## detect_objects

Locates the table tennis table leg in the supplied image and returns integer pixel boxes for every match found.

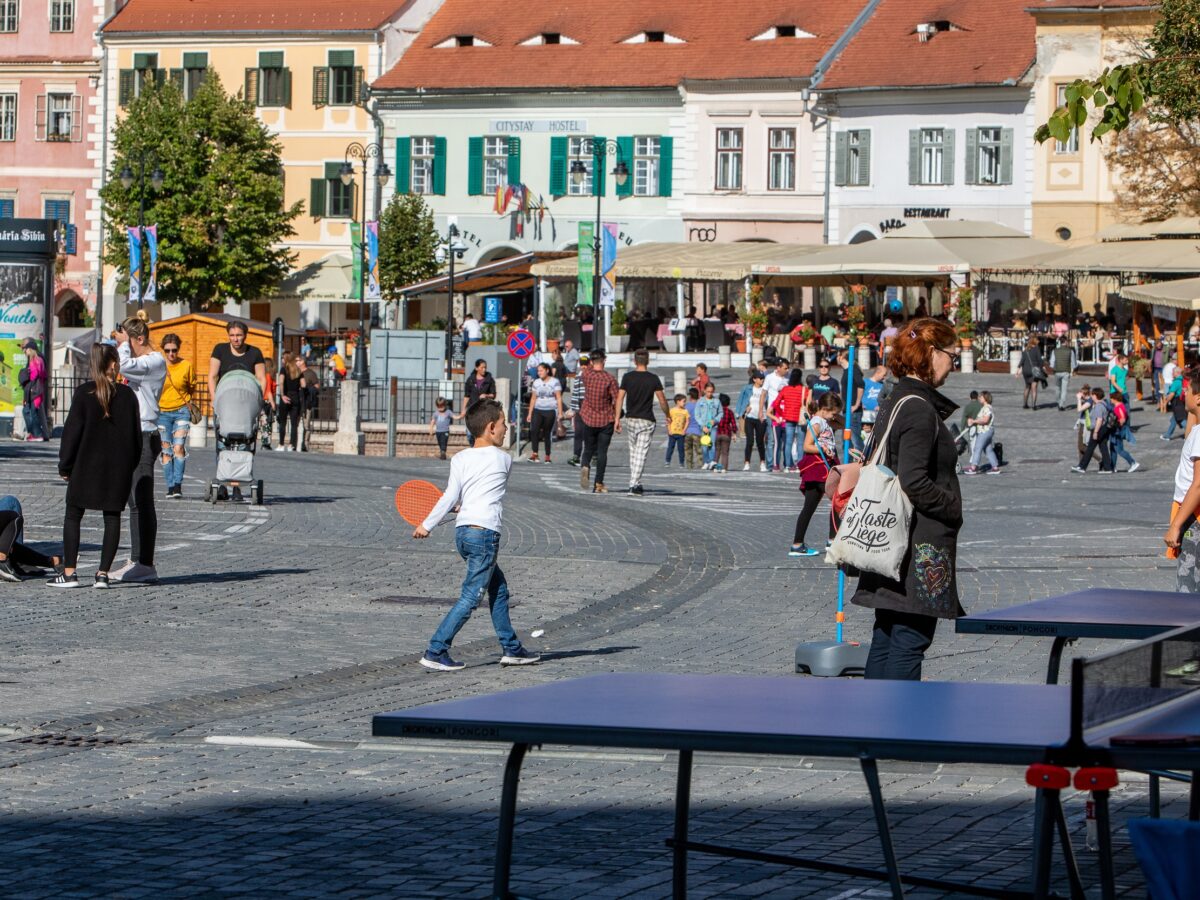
[1190,771,1200,821]
[860,757,906,900]
[1030,788,1057,900]
[492,742,529,900]
[1049,794,1086,900]
[1149,774,1161,818]
[1046,637,1072,685]
[673,750,693,900]
[1092,790,1116,900]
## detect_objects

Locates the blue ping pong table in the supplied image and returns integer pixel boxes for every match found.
[373,669,1200,900]
[956,588,1200,685]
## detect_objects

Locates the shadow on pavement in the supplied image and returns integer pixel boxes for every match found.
[151,568,314,586]
[537,646,638,661]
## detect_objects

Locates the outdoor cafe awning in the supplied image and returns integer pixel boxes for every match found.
[401,251,574,296]
[983,237,1200,285]
[1122,277,1200,311]
[527,241,827,282]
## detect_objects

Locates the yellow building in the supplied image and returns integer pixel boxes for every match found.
[98,0,441,334]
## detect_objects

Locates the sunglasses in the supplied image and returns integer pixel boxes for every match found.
[163,347,180,353]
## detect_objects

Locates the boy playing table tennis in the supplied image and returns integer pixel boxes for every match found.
[413,399,540,670]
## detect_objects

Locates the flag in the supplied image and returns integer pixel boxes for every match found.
[493,186,504,214]
[350,222,362,300]
[577,221,594,307]
[126,226,142,303]
[144,225,158,302]
[599,223,617,309]
[365,221,380,301]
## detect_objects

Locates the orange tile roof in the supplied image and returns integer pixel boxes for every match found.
[374,0,871,91]
[819,0,1036,90]
[103,0,406,33]
[1028,0,1156,9]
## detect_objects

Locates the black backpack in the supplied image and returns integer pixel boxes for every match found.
[16,367,29,388]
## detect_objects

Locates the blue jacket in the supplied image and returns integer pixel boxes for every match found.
[735,383,755,418]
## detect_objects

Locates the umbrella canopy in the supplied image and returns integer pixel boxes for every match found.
[527,241,827,282]
[986,237,1200,285]
[1122,277,1200,311]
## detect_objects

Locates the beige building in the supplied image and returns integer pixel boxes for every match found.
[98,0,441,333]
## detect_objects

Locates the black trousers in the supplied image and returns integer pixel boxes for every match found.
[744,418,767,463]
[530,409,556,458]
[0,511,55,568]
[1078,433,1113,472]
[580,422,614,485]
[63,505,121,572]
[573,415,585,458]
[279,402,302,449]
[128,431,161,566]
[864,609,939,681]
[792,482,829,546]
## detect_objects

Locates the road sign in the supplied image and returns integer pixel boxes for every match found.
[484,296,502,324]
[507,329,536,359]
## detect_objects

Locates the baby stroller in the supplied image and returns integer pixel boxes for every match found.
[206,369,265,505]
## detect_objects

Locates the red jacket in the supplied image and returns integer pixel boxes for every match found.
[771,385,809,424]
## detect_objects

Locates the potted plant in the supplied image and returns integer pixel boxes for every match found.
[544,293,562,352]
[953,287,975,347]
[845,291,868,344]
[738,285,770,348]
[606,299,630,353]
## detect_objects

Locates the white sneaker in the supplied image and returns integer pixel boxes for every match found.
[273,446,286,452]
[742,462,750,471]
[1128,462,1141,473]
[109,559,136,581]
[111,562,158,584]
[759,462,767,472]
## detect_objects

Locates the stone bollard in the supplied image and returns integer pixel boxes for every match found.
[1009,349,1022,376]
[718,345,732,369]
[189,415,208,449]
[673,370,686,397]
[495,377,513,449]
[751,345,764,365]
[858,345,872,372]
[803,345,818,370]
[333,379,365,455]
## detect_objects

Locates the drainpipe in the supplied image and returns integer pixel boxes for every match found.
[94,31,109,340]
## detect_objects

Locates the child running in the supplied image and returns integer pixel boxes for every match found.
[413,399,540,670]
[428,397,460,460]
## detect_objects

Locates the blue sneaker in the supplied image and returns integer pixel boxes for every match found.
[500,647,541,666]
[788,544,819,557]
[420,650,465,671]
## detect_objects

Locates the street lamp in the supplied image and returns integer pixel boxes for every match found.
[341,141,392,382]
[569,139,628,351]
[436,223,468,379]
[119,152,164,311]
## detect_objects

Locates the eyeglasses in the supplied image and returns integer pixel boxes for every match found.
[934,346,960,360]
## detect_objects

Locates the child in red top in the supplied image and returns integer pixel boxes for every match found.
[770,369,810,471]
[690,363,711,395]
[713,393,738,473]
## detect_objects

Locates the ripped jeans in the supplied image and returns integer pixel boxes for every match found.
[157,407,191,489]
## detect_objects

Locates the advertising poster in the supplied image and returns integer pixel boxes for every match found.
[599,223,617,309]
[0,263,46,417]
[577,221,594,306]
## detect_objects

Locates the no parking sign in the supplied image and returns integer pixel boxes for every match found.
[507,329,536,359]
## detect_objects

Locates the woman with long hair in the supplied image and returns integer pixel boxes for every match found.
[156,332,194,498]
[525,362,563,463]
[277,353,304,451]
[50,344,141,588]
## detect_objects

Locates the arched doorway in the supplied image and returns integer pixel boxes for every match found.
[55,289,89,327]
[848,228,878,244]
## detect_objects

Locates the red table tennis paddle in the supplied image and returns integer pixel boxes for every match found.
[395,479,444,527]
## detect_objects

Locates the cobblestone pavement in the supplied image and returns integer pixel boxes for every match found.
[0,370,1183,897]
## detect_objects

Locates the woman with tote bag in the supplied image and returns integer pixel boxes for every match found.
[849,319,964,681]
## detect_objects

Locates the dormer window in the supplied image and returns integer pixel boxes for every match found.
[752,25,816,40]
[914,21,960,42]
[623,31,685,44]
[543,33,560,44]
[646,31,664,42]
[434,35,493,48]
[518,33,580,46]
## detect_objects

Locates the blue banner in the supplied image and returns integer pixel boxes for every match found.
[599,223,617,308]
[126,226,142,303]
[365,221,380,301]
[144,224,158,302]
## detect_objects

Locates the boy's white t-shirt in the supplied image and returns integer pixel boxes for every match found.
[422,445,511,533]
[1175,425,1200,502]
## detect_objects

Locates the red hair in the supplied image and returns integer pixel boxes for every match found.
[889,318,957,382]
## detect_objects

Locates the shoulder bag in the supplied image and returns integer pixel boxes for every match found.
[165,366,202,425]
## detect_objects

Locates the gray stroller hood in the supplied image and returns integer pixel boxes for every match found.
[213,369,261,439]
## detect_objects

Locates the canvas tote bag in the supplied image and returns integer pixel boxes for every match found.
[825,395,924,579]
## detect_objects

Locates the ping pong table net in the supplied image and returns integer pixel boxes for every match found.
[1070,623,1200,746]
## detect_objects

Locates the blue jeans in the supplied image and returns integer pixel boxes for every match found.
[1165,416,1183,440]
[771,423,786,470]
[22,404,46,439]
[702,434,715,465]
[428,527,521,655]
[665,433,685,465]
[157,408,191,489]
[1110,434,1136,467]
[849,411,864,454]
[783,421,801,469]
[970,427,999,469]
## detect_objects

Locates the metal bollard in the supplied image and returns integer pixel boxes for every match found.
[386,377,398,458]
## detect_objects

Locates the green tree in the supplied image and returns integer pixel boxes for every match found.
[377,191,441,302]
[101,71,302,312]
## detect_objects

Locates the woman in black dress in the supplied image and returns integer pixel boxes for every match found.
[49,344,141,589]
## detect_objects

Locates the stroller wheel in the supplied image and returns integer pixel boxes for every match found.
[252,480,264,505]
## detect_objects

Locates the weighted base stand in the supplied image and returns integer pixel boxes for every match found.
[795,640,870,677]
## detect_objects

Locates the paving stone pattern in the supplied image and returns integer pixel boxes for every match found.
[0,370,1182,897]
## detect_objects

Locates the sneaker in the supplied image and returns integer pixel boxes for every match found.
[528,454,540,463]
[579,465,590,490]
[760,462,767,472]
[1161,435,1171,441]
[1100,469,1115,475]
[231,486,244,502]
[419,650,465,671]
[273,445,286,452]
[1165,659,1200,677]
[593,483,608,494]
[93,573,110,589]
[961,466,979,475]
[439,452,447,460]
[986,468,1002,475]
[112,562,158,584]
[567,457,580,467]
[788,544,819,558]
[0,559,19,582]
[629,484,644,496]
[110,559,136,580]
[544,458,552,465]
[742,462,750,471]
[500,647,541,666]
[1070,466,1085,474]
[47,572,80,588]
[1128,462,1141,473]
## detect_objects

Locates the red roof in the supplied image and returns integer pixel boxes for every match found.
[820,0,1037,90]
[103,0,406,33]
[1028,0,1156,10]
[374,0,870,91]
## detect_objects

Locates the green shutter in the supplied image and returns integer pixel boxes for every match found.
[467,136,484,196]
[259,51,284,68]
[313,67,329,107]
[999,128,1014,185]
[310,178,326,219]
[834,131,849,186]
[941,129,955,185]
[154,69,166,88]
[118,69,135,106]
[657,136,673,197]
[328,50,354,67]
[908,130,921,184]
[432,137,447,195]
[281,68,292,108]
[964,128,978,185]
[244,68,259,105]
[133,53,157,70]
[592,136,606,197]
[507,137,521,186]
[324,161,344,179]
[0,199,13,218]
[615,136,634,197]
[549,136,568,196]
[183,52,207,69]
[354,67,365,105]
[169,68,184,91]
[856,130,871,185]
[395,137,412,194]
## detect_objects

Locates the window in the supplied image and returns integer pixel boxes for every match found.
[312,50,362,107]
[328,175,353,218]
[920,129,943,184]
[411,136,435,195]
[330,64,357,105]
[568,136,593,196]
[1055,84,1079,154]
[49,0,72,31]
[908,127,954,185]
[715,128,743,190]
[0,197,13,218]
[119,54,164,106]
[44,198,75,254]
[976,127,1002,184]
[0,0,16,33]
[246,52,291,108]
[836,129,871,186]
[36,92,80,142]
[633,136,660,196]
[484,136,509,195]
[767,128,795,191]
[310,162,354,219]
[0,94,14,142]
[47,93,72,140]
[172,52,208,100]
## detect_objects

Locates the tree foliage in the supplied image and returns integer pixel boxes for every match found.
[377,192,440,301]
[101,72,302,312]
[1107,117,1200,220]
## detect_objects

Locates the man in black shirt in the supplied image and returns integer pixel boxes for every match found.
[207,320,267,402]
[838,348,866,452]
[615,349,669,495]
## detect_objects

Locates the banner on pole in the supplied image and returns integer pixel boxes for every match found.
[365,221,380,301]
[599,223,617,309]
[350,222,362,301]
[144,225,158,302]
[576,221,594,307]
[126,226,142,303]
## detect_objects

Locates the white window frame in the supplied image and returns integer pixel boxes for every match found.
[767,127,796,191]
[0,93,15,141]
[568,136,593,196]
[1055,84,1080,155]
[715,127,743,191]
[411,136,435,196]
[483,136,508,195]
[0,0,16,33]
[633,136,660,196]
[49,0,73,32]
[47,92,73,141]
[976,126,1003,185]
[919,128,944,186]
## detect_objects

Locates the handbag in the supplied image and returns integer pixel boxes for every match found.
[825,395,924,580]
[797,422,832,484]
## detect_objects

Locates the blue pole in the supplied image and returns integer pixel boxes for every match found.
[836,344,856,643]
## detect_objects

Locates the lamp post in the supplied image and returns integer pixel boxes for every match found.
[436,223,468,379]
[119,153,163,312]
[340,142,391,382]
[569,139,628,352]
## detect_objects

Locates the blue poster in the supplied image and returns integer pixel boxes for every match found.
[484,296,502,324]
[126,226,142,303]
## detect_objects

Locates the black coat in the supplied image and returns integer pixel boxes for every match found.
[59,381,141,511]
[851,377,964,619]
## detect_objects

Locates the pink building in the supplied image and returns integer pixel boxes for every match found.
[0,0,111,329]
